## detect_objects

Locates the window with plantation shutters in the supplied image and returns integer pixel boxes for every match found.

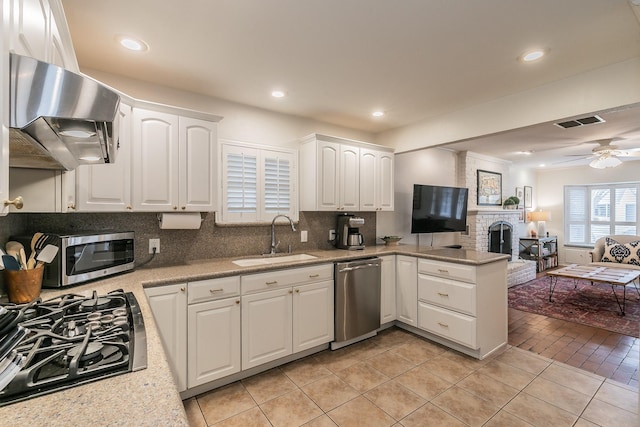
[219,141,297,224]
[564,183,639,246]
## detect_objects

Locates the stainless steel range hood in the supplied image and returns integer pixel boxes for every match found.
[9,53,120,171]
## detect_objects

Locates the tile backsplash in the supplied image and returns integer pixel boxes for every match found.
[0,211,376,268]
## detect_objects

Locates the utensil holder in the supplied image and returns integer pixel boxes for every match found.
[4,266,43,303]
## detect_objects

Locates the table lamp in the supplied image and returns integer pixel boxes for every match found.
[529,210,551,237]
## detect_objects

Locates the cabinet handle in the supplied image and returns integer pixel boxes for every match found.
[126,205,132,210]
[181,206,186,210]
[209,288,224,293]
[295,289,300,293]
[289,290,293,294]
[68,203,76,210]
[173,206,178,210]
[266,281,278,285]
[437,292,449,297]
[180,287,185,292]
[309,274,320,278]
[437,269,449,274]
[235,300,240,304]
[4,196,24,209]
[437,322,449,328]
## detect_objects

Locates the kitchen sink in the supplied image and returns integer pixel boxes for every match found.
[232,253,317,267]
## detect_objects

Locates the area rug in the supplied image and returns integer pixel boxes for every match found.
[508,276,640,337]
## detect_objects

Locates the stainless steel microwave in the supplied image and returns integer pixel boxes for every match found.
[13,231,135,288]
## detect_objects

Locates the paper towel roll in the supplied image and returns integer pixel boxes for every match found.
[159,212,202,229]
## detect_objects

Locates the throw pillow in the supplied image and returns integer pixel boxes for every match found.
[601,237,640,266]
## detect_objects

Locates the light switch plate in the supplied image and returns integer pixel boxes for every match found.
[300,230,308,242]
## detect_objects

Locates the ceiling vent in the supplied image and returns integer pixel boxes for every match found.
[554,115,605,129]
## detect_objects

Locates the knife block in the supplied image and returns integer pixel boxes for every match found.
[4,266,43,303]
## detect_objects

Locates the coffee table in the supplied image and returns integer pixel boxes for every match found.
[546,264,640,316]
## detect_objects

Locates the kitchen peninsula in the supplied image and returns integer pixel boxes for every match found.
[0,245,508,426]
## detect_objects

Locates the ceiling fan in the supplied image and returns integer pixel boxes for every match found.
[560,138,640,168]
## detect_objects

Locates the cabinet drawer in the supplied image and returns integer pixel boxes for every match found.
[418,275,476,316]
[418,302,477,349]
[188,276,240,304]
[242,264,333,295]
[418,259,476,283]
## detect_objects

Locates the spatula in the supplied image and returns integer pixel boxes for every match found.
[5,242,27,270]
[36,244,59,267]
[2,255,21,271]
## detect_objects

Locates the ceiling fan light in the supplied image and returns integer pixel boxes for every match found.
[590,156,622,169]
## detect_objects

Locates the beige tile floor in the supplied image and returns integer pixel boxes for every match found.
[183,327,639,427]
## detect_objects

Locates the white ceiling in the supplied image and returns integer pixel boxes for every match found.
[61,0,640,166]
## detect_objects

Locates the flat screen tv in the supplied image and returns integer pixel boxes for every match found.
[411,184,469,234]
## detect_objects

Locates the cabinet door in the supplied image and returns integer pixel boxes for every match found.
[144,284,187,392]
[293,280,334,353]
[316,140,340,210]
[339,145,359,210]
[76,102,132,211]
[9,0,49,62]
[47,1,78,71]
[378,151,394,211]
[241,288,292,369]
[187,297,240,388]
[179,117,217,211]
[131,109,179,211]
[396,255,417,327]
[380,255,397,324]
[359,148,377,211]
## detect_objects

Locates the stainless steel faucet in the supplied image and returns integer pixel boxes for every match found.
[269,215,296,255]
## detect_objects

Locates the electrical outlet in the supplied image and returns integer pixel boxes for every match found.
[329,229,336,241]
[300,230,308,243]
[149,238,160,254]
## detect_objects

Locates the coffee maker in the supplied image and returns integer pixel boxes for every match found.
[335,213,365,250]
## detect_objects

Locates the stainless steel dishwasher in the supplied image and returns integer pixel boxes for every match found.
[332,257,381,350]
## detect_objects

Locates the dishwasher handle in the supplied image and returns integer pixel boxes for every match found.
[338,263,380,273]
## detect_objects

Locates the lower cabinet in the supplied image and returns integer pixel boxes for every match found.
[380,255,396,324]
[241,264,334,370]
[144,283,188,392]
[187,295,241,388]
[396,255,417,327]
[146,263,333,393]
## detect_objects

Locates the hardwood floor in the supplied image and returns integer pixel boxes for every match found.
[508,274,639,390]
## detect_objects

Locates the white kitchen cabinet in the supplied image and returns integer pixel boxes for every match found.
[8,0,77,71]
[241,287,292,369]
[396,255,417,327]
[0,5,8,216]
[76,101,132,211]
[359,148,394,211]
[299,133,393,212]
[241,264,334,369]
[187,276,241,388]
[144,283,187,392]
[132,107,219,212]
[292,280,334,352]
[416,258,507,359]
[380,255,397,324]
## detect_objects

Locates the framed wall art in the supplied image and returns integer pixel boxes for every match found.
[515,187,524,207]
[477,169,502,206]
[524,186,532,208]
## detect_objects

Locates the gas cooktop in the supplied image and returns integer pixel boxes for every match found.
[0,289,146,406]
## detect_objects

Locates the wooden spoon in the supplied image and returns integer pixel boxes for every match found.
[26,232,43,270]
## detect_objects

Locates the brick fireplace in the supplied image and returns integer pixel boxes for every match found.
[460,209,520,259]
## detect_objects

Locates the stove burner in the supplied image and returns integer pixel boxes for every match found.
[0,289,146,407]
[67,342,104,361]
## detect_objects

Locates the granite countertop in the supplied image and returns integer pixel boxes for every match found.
[0,245,507,426]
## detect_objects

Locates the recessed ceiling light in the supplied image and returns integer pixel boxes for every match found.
[517,150,533,155]
[372,111,385,117]
[271,90,286,98]
[538,163,547,168]
[118,36,149,52]
[520,49,545,62]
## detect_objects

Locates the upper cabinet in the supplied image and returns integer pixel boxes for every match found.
[131,105,220,212]
[8,0,78,71]
[299,134,394,212]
